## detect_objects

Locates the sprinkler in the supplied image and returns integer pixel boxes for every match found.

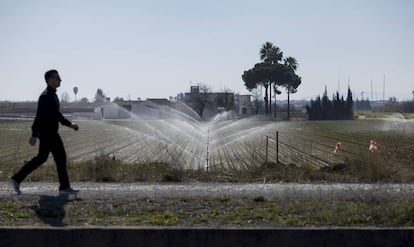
[206,129,210,171]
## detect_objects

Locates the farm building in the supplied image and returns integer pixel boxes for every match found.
[183,86,236,119]
[0,101,102,119]
[97,99,202,120]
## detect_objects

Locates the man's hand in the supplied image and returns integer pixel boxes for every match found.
[71,123,79,131]
[29,136,37,146]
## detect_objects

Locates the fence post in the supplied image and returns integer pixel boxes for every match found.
[276,131,279,164]
[265,136,269,163]
[206,129,210,171]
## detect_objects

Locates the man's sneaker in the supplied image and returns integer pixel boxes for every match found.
[9,178,21,195]
[59,188,80,194]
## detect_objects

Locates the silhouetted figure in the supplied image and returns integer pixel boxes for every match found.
[10,69,79,195]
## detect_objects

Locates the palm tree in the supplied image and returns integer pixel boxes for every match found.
[260,42,283,64]
[284,57,298,120]
[73,86,78,103]
[260,42,283,115]
[284,57,298,70]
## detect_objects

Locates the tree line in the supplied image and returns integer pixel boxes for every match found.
[60,87,108,103]
[242,42,302,119]
[306,87,354,120]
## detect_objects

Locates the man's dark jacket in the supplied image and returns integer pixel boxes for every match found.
[31,86,71,137]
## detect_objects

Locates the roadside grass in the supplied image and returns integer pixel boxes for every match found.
[355,111,414,120]
[402,113,414,119]
[2,196,414,227]
[0,148,408,183]
[354,111,410,119]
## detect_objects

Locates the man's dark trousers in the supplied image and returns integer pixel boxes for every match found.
[12,133,70,190]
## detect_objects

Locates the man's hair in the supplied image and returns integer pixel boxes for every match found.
[44,69,59,84]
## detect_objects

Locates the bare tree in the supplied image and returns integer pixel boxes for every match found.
[94,88,107,103]
[60,91,71,103]
[195,83,212,118]
[251,88,262,114]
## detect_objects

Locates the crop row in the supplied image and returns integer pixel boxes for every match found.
[0,119,413,170]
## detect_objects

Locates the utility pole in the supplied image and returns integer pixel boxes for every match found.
[265,136,269,163]
[338,78,341,93]
[371,80,373,102]
[383,75,386,102]
[276,131,279,164]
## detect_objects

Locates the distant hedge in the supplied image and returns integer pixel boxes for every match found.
[306,86,354,120]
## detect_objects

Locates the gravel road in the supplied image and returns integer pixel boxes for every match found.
[1,182,414,201]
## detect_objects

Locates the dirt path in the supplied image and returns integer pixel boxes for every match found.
[1,182,414,201]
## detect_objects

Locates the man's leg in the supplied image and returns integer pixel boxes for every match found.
[12,137,49,184]
[50,134,70,190]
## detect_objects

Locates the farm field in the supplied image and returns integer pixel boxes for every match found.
[0,117,413,180]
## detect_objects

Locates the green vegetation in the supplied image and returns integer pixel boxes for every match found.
[306,87,353,120]
[2,196,414,227]
[0,150,407,183]
[355,111,402,119]
[403,113,414,119]
[354,111,414,120]
[242,41,301,117]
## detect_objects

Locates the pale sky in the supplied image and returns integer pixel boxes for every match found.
[1,0,413,102]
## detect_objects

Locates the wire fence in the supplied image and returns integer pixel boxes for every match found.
[237,123,414,170]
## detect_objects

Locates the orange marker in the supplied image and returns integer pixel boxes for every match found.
[369,140,377,152]
[334,142,341,153]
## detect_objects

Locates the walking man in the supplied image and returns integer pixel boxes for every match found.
[10,69,79,194]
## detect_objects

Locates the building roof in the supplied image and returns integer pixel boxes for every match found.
[146,98,172,106]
